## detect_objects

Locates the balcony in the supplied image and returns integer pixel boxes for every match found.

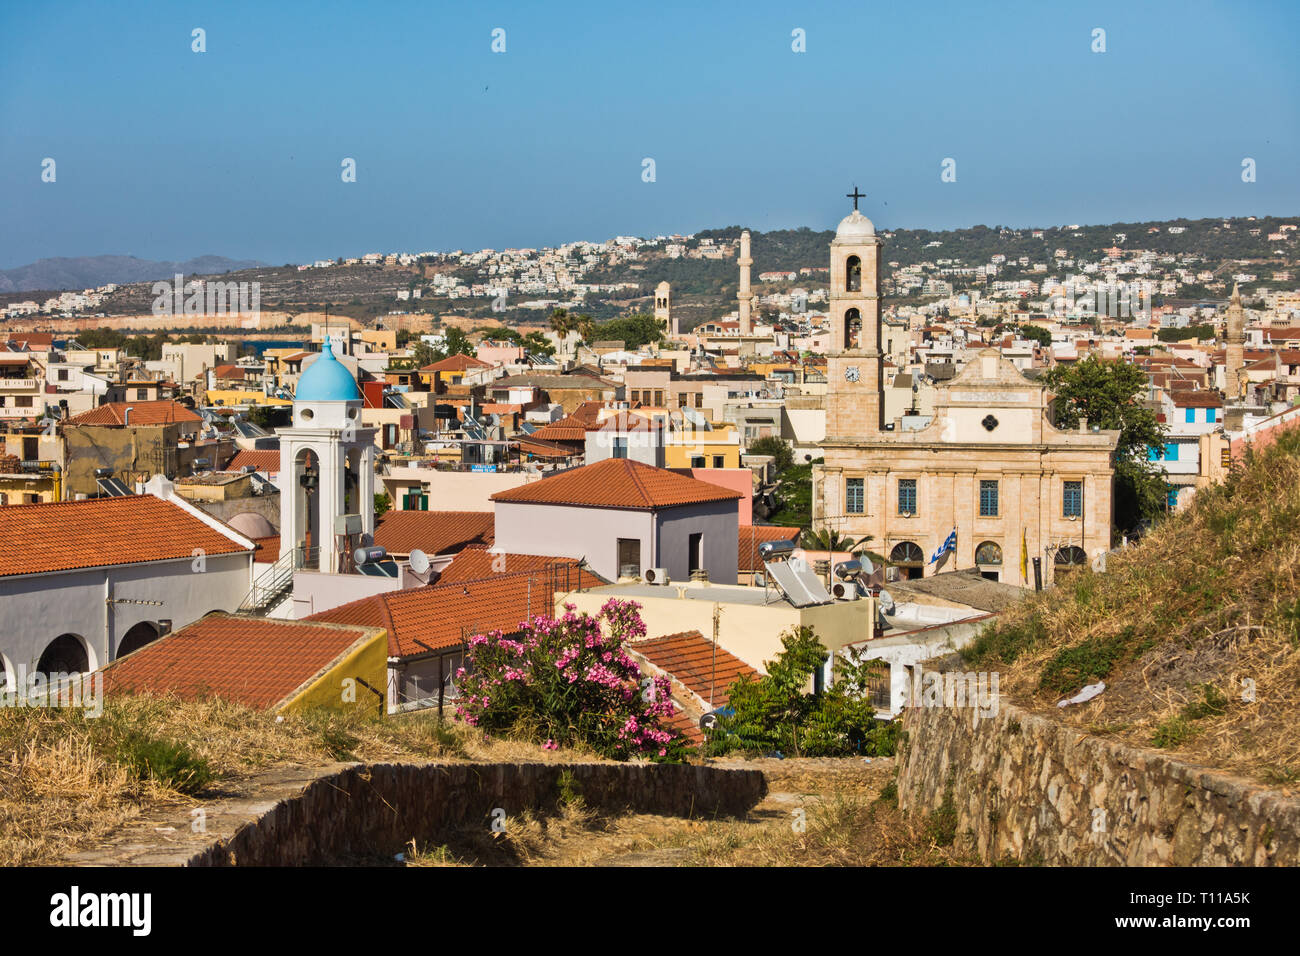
[0,378,39,391]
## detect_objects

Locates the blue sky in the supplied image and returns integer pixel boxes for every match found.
[1,0,1297,268]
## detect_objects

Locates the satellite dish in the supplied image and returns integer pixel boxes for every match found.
[408,549,430,575]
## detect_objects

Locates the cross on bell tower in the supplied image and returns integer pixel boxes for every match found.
[846,186,865,211]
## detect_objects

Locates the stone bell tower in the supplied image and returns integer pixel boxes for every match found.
[826,188,884,439]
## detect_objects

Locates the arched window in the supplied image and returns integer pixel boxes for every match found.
[116,621,160,659]
[1054,545,1087,579]
[845,308,862,350]
[38,634,91,675]
[975,541,1003,566]
[889,541,924,580]
[846,255,862,293]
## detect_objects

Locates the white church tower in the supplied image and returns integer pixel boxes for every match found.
[278,340,377,573]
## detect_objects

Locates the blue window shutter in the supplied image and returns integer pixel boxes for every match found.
[1185,408,1195,423]
[1207,407,1216,423]
[1148,446,1159,461]
[1165,443,1179,461]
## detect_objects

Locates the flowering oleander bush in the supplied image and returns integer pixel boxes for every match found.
[454,599,690,762]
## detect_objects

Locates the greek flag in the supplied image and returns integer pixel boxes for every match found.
[930,528,957,565]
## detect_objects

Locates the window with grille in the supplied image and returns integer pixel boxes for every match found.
[1063,480,1083,517]
[979,479,999,517]
[898,479,916,515]
[846,477,864,514]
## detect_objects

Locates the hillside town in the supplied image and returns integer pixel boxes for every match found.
[2,201,1298,738]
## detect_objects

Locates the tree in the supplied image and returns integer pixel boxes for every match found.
[1042,355,1167,535]
[374,492,392,517]
[576,315,596,344]
[1009,323,1051,348]
[407,340,442,369]
[443,326,474,357]
[801,528,880,560]
[747,435,794,472]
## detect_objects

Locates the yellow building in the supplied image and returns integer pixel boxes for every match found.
[663,421,741,469]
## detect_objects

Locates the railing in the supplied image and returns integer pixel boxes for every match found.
[0,378,39,390]
[239,549,296,613]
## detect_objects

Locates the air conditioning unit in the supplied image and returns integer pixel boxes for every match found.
[644,567,670,585]
[831,581,860,601]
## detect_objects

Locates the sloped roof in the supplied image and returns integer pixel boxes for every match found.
[63,400,202,427]
[420,353,491,373]
[527,414,592,442]
[225,449,282,472]
[490,458,742,511]
[309,565,603,658]
[738,525,802,573]
[372,510,494,556]
[631,630,759,709]
[0,495,252,577]
[434,547,587,584]
[101,614,382,710]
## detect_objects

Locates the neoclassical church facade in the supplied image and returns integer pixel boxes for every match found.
[813,202,1119,586]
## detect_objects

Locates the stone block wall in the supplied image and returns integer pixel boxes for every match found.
[897,700,1300,866]
[188,761,766,866]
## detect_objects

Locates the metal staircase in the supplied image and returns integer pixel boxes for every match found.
[239,549,296,614]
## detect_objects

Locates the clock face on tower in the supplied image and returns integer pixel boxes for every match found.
[844,366,860,383]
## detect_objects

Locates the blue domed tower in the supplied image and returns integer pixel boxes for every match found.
[278,340,376,574]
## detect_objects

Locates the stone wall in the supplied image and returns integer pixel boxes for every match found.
[189,761,766,866]
[897,699,1300,866]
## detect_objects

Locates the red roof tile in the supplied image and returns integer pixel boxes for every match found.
[435,547,588,584]
[490,458,743,511]
[631,630,759,708]
[226,449,282,472]
[738,525,802,572]
[63,400,202,427]
[102,614,381,710]
[0,495,252,577]
[527,414,592,442]
[421,353,491,373]
[373,510,494,556]
[309,565,603,658]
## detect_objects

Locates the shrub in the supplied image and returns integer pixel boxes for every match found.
[118,737,213,794]
[455,599,690,761]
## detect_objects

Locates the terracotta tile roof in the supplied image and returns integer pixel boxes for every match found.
[632,630,759,708]
[252,535,280,557]
[225,449,282,472]
[517,437,581,459]
[421,353,491,373]
[213,364,246,379]
[63,400,202,427]
[490,458,743,511]
[373,510,494,556]
[738,525,802,572]
[434,547,588,584]
[309,565,603,658]
[0,495,252,577]
[102,614,382,710]
[527,414,592,442]
[570,401,611,426]
[1169,389,1224,408]
[593,411,661,432]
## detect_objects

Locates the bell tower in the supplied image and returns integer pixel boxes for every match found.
[826,188,884,438]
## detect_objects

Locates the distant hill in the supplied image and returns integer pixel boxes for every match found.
[0,255,267,293]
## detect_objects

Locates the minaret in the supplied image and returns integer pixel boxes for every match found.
[737,230,753,335]
[825,189,884,438]
[1225,283,1245,401]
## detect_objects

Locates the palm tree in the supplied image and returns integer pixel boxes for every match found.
[549,308,572,356]
[577,315,596,345]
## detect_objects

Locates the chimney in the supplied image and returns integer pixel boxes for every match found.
[1078,417,1088,433]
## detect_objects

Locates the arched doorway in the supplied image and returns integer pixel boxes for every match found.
[1054,545,1087,581]
[116,621,160,659]
[846,255,862,292]
[890,541,924,580]
[845,308,861,350]
[975,541,1003,582]
[37,634,91,675]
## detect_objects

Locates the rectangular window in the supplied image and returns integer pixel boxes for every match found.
[617,538,641,578]
[712,455,724,468]
[1207,407,1217,423]
[613,437,628,459]
[1148,445,1161,462]
[136,388,149,400]
[1063,480,1083,518]
[1165,442,1179,462]
[688,532,703,575]
[654,390,664,406]
[691,455,705,468]
[57,369,69,381]
[693,393,703,408]
[1185,408,1195,423]
[846,477,865,514]
[898,478,917,515]
[979,479,999,517]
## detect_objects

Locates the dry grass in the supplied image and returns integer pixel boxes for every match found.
[0,692,594,866]
[404,759,976,867]
[965,428,1300,785]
